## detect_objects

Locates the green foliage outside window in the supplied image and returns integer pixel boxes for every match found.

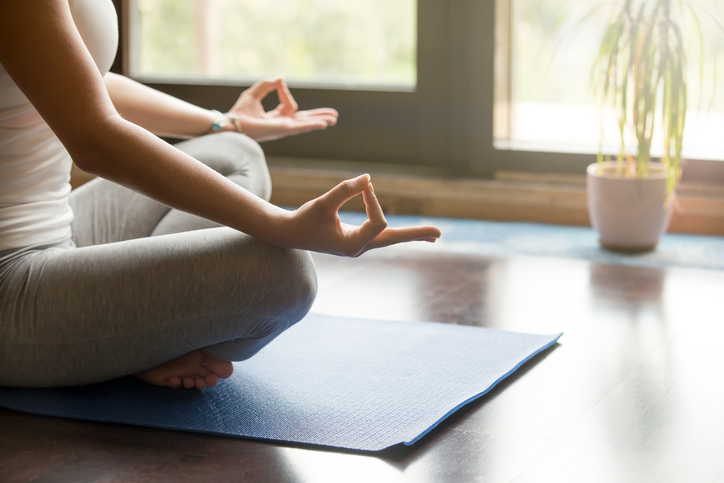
[133,0,417,87]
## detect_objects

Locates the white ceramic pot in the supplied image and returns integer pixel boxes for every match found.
[586,161,675,252]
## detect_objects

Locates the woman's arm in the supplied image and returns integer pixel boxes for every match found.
[105,73,340,142]
[103,73,222,138]
[0,0,439,256]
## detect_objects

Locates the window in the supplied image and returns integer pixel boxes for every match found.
[129,0,416,90]
[497,0,724,161]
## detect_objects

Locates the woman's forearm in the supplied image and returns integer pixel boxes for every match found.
[77,114,291,245]
[103,73,225,138]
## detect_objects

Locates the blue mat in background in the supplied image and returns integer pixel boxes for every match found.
[0,314,560,452]
[337,212,724,271]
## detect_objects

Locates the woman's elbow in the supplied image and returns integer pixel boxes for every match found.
[62,114,126,175]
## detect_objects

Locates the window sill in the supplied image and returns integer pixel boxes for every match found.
[267,157,724,237]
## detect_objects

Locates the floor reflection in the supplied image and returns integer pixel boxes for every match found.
[479,256,591,332]
[311,248,495,325]
[588,263,666,320]
[279,447,405,483]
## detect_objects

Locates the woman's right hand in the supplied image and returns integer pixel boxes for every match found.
[282,174,441,257]
[229,78,338,142]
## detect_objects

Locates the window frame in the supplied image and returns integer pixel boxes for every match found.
[115,0,724,184]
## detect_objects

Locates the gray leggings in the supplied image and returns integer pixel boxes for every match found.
[0,132,317,388]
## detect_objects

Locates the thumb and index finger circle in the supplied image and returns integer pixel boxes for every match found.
[355,182,388,248]
[321,174,371,210]
[247,77,298,114]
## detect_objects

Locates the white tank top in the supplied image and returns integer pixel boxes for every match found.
[0,0,118,251]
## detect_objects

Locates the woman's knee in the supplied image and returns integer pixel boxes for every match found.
[214,132,265,165]
[278,248,318,324]
[175,132,272,201]
[198,245,316,363]
[214,132,271,201]
[220,233,317,322]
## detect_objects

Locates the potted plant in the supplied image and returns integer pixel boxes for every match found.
[585,0,713,251]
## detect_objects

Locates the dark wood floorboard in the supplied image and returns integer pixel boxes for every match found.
[2,244,724,482]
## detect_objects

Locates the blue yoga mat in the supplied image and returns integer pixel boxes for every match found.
[0,314,560,451]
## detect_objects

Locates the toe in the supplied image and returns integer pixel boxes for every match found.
[134,350,221,389]
[204,372,219,387]
[202,353,234,379]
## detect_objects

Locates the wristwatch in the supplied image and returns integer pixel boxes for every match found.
[209,110,243,134]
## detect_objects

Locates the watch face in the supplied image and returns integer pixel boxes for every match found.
[210,110,225,132]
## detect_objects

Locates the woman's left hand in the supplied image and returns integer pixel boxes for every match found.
[280,174,441,257]
[229,77,338,142]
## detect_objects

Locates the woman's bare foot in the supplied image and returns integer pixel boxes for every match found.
[134,351,234,389]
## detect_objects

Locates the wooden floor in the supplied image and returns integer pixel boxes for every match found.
[2,244,724,482]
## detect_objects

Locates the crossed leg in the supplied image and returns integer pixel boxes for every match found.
[0,133,316,389]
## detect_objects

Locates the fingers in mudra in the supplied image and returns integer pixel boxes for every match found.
[287,107,339,127]
[299,174,441,257]
[230,77,339,142]
[246,77,298,115]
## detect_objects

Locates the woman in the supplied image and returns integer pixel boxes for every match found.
[0,0,440,390]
